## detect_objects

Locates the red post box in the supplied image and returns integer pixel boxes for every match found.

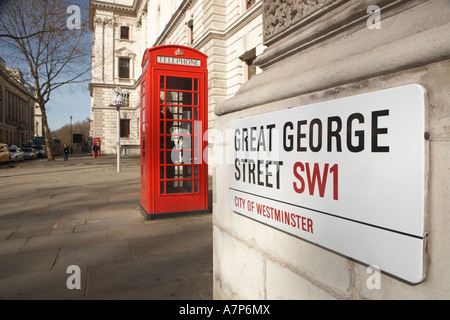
[140,45,209,219]
[93,137,101,157]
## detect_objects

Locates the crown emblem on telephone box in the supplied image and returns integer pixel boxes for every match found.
[175,48,184,56]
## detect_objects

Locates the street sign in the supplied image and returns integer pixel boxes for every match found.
[229,84,428,284]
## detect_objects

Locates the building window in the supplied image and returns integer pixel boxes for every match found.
[119,58,130,79]
[239,48,257,81]
[120,119,130,138]
[246,0,256,10]
[120,26,129,40]
[246,57,256,80]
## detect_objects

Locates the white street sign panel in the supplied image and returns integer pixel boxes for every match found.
[229,85,428,284]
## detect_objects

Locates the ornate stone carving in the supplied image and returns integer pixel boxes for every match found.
[263,0,336,42]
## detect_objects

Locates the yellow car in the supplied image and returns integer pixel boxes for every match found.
[0,143,11,164]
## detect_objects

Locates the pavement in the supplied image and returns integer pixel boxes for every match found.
[0,154,212,300]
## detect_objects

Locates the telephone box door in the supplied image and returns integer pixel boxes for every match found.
[140,46,208,219]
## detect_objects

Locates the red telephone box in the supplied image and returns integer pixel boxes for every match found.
[140,45,208,219]
[93,137,101,157]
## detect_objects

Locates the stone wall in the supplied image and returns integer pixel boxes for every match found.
[213,0,450,299]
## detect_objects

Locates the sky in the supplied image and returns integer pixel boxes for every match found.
[45,75,92,130]
[0,0,92,131]
[46,0,92,130]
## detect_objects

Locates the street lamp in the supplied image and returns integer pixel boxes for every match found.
[109,87,127,173]
[70,115,73,148]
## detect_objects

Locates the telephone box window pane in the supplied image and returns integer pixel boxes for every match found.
[185,180,193,193]
[194,78,198,91]
[167,166,175,184]
[166,77,192,90]
[194,151,199,163]
[194,93,198,106]
[160,91,165,104]
[166,91,192,105]
[166,107,192,120]
[166,91,179,104]
[160,76,165,89]
[167,180,193,194]
[168,151,181,164]
[194,121,199,134]
[194,180,198,193]
[160,182,165,194]
[183,108,192,120]
[194,166,198,178]
[167,106,193,121]
[160,166,164,179]
[183,166,193,178]
[170,120,190,136]
[183,92,192,105]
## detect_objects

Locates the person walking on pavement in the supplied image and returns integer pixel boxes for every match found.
[63,144,69,161]
[93,143,99,158]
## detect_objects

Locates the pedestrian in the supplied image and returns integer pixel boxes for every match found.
[63,143,69,161]
[93,143,99,158]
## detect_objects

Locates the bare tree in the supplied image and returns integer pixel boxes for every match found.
[0,0,91,160]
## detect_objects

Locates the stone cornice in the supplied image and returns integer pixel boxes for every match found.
[89,75,141,93]
[215,0,450,116]
[225,1,262,41]
[154,0,195,46]
[89,0,144,30]
[262,0,338,44]
[0,65,37,101]
[255,0,417,69]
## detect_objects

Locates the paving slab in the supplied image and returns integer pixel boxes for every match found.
[86,247,212,298]
[0,249,59,278]
[9,223,54,239]
[0,238,27,255]
[23,229,107,252]
[0,267,88,300]
[0,155,213,300]
[55,240,133,270]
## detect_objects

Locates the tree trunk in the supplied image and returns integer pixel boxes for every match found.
[40,103,54,161]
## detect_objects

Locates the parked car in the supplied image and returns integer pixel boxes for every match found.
[34,145,47,158]
[8,146,24,162]
[0,143,10,164]
[22,147,38,160]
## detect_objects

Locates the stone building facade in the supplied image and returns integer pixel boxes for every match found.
[89,0,263,155]
[213,0,450,299]
[0,58,36,147]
